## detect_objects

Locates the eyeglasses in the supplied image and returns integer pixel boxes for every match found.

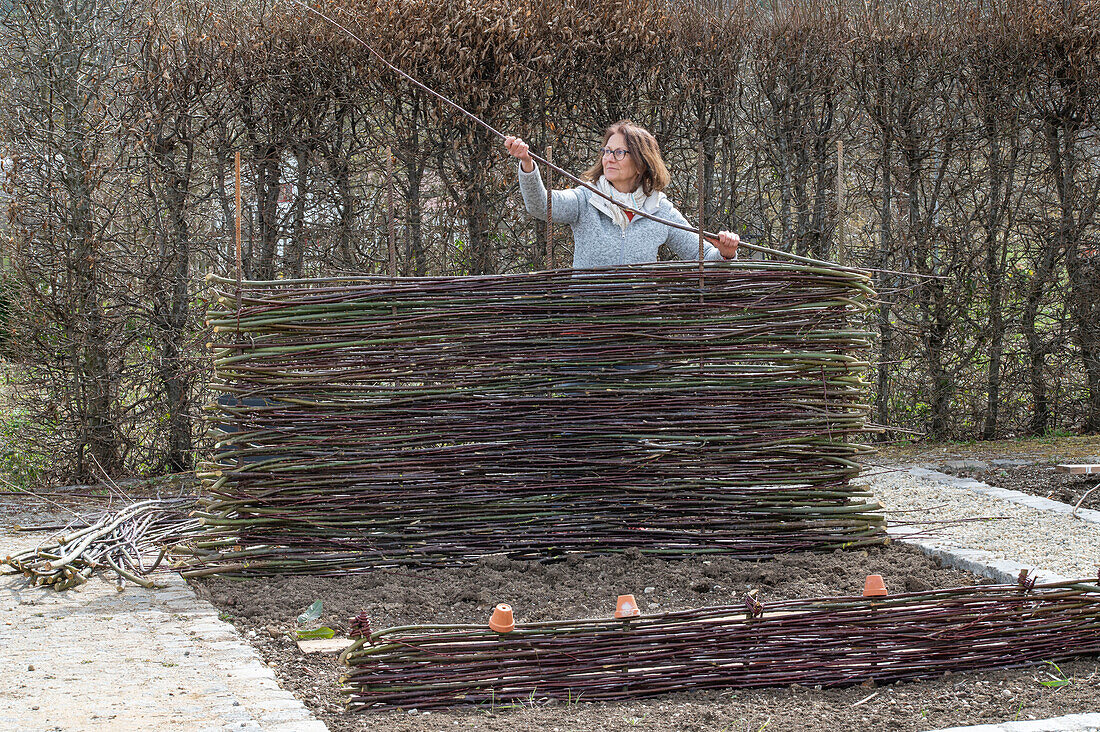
[600,147,630,161]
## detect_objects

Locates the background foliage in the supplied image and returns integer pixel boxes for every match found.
[1,0,1098,483]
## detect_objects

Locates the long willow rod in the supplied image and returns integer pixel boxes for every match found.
[545,144,553,268]
[288,0,872,273]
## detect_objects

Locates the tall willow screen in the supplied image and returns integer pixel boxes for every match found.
[189,263,882,576]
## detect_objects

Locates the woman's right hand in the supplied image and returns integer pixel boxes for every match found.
[504,136,535,173]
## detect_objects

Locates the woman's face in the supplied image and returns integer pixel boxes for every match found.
[602,132,641,192]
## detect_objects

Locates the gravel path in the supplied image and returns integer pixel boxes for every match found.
[0,532,327,732]
[869,467,1100,581]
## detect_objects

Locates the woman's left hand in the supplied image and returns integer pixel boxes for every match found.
[714,231,740,259]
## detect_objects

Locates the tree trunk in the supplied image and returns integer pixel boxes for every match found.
[326,103,357,269]
[458,130,495,276]
[904,112,954,440]
[212,136,238,269]
[155,143,195,472]
[56,0,119,478]
[874,125,894,433]
[980,113,1018,440]
[287,144,308,279]
[254,147,280,280]
[1045,116,1100,432]
[1022,241,1059,436]
[405,152,426,276]
[403,95,426,276]
[1067,254,1100,432]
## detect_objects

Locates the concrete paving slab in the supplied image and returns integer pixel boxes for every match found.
[0,533,327,732]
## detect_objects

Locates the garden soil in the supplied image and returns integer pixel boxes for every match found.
[194,542,1100,732]
[939,462,1100,512]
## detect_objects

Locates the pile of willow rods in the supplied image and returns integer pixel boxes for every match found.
[3,498,201,590]
[342,579,1100,710]
[187,262,883,576]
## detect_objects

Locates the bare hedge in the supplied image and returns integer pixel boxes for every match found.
[1,0,1098,481]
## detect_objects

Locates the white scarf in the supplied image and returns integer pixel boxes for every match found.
[590,176,666,232]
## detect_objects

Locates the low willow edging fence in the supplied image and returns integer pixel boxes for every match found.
[341,580,1100,710]
[184,262,882,576]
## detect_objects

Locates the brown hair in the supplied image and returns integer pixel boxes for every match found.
[583,119,671,196]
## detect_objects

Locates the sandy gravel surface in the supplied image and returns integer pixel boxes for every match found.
[1,531,326,732]
[870,468,1100,581]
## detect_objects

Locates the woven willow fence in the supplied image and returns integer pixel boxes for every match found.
[342,580,1100,710]
[186,262,881,576]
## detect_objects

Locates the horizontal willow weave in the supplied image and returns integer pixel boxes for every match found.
[187,262,882,575]
[341,580,1100,710]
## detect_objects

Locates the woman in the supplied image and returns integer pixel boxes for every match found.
[505,120,739,267]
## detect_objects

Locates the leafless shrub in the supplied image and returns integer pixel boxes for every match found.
[2,0,1100,483]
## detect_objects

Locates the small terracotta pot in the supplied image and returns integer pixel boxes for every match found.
[614,594,641,619]
[489,603,515,633]
[863,574,888,597]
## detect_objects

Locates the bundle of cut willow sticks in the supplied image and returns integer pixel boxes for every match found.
[3,498,200,590]
[342,580,1100,710]
[186,262,881,576]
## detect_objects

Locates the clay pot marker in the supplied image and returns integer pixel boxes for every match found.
[614,594,641,619]
[863,574,888,598]
[489,603,515,633]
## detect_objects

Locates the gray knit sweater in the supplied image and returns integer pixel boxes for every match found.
[518,163,729,268]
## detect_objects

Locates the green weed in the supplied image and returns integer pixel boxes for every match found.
[0,411,48,490]
[1039,660,1071,689]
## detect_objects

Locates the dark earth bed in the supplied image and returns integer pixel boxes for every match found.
[938,462,1100,512]
[193,543,1100,732]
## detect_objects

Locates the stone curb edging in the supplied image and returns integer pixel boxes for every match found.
[152,571,331,732]
[927,713,1100,732]
[885,467,1100,732]
[886,526,1071,586]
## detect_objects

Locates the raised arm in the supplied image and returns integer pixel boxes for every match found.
[662,204,739,261]
[504,136,582,224]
